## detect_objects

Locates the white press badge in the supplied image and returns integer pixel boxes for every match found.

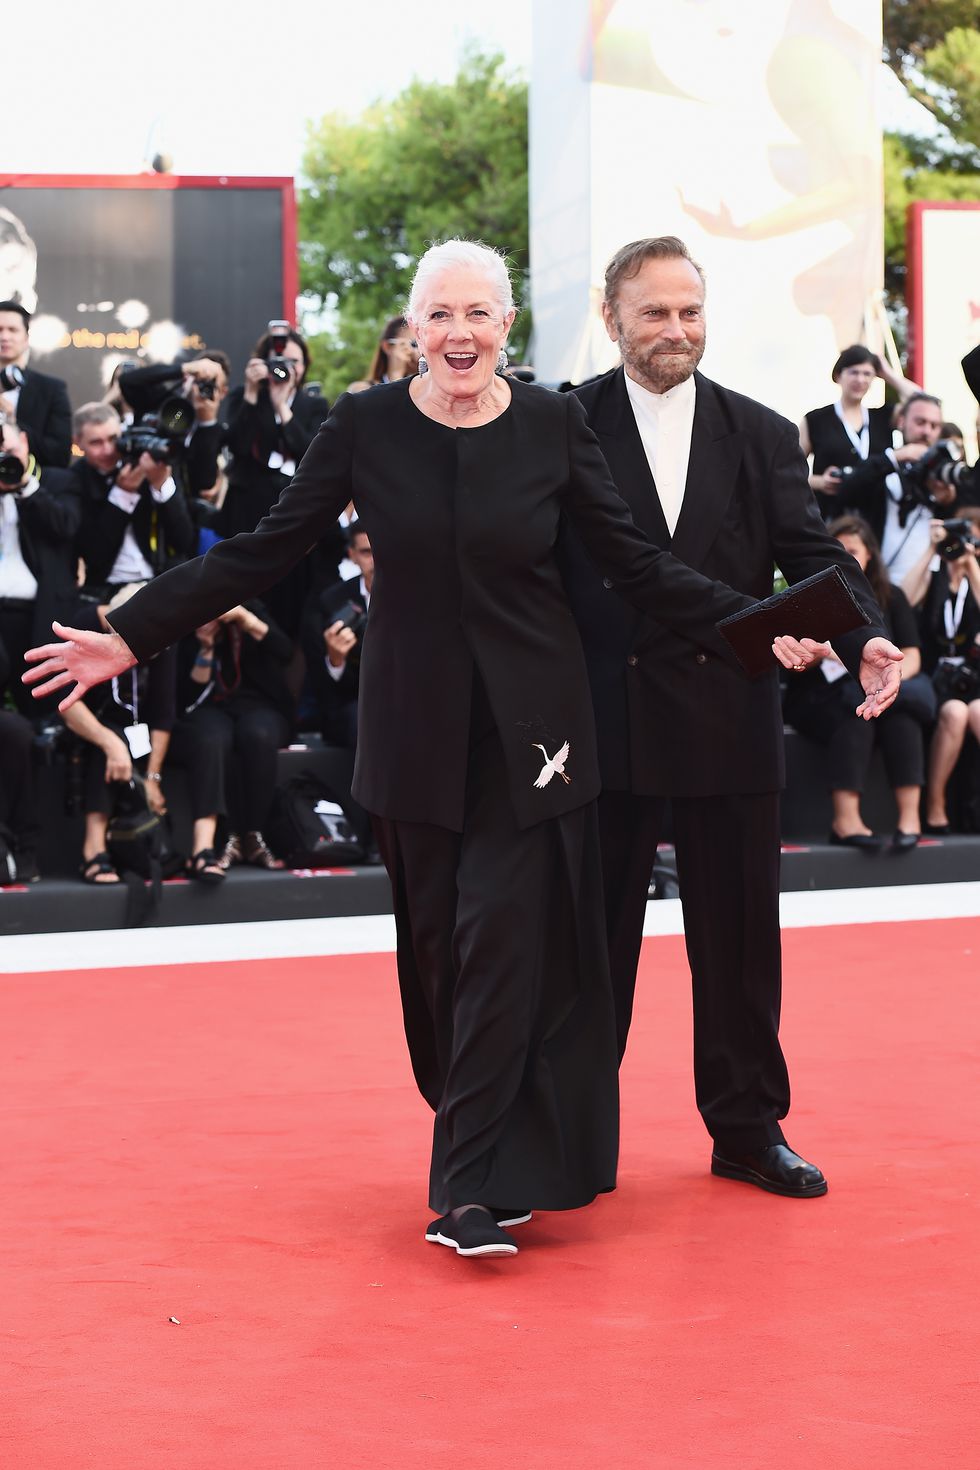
[112,672,152,759]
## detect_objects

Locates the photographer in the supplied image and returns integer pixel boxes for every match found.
[166,602,296,872]
[71,403,196,602]
[58,588,176,884]
[0,300,72,468]
[301,524,372,750]
[0,418,81,880]
[118,351,230,499]
[825,393,966,588]
[914,507,980,833]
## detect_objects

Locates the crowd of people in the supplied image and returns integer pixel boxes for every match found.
[1,283,979,897]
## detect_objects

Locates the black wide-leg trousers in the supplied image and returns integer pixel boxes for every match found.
[373,724,620,1216]
[598,788,790,1156]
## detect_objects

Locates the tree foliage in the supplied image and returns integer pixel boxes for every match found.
[882,6,980,319]
[298,50,529,400]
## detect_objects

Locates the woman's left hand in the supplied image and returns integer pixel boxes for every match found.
[145,778,167,816]
[22,623,138,712]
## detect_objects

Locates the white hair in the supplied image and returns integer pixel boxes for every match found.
[406,239,515,323]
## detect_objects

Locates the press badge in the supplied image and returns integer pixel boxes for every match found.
[124,722,152,759]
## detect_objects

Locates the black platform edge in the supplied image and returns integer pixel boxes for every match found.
[3,837,979,936]
[0,865,392,936]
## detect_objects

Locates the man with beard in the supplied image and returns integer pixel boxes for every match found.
[559,236,896,1198]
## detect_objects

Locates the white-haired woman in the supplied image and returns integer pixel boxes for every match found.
[25,240,859,1259]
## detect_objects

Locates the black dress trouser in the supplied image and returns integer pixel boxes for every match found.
[597,788,790,1156]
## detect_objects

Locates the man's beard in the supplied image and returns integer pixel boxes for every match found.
[618,323,706,394]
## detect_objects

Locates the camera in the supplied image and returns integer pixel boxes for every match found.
[266,319,295,384]
[0,450,24,490]
[896,439,969,522]
[117,394,195,467]
[194,377,217,401]
[330,600,368,641]
[0,364,25,393]
[933,651,980,705]
[938,518,979,561]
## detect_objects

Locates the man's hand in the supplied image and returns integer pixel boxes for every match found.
[183,359,226,423]
[22,622,138,712]
[101,730,133,784]
[115,459,145,494]
[324,620,356,668]
[773,634,904,718]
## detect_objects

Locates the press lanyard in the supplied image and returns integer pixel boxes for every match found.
[944,577,970,644]
[834,401,870,459]
[111,670,139,722]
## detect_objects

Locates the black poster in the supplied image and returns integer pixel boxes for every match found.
[0,179,292,411]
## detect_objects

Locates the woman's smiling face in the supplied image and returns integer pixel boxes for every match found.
[411,266,515,400]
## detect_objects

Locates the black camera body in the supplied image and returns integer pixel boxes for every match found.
[894,439,971,522]
[265,319,295,385]
[266,355,293,384]
[330,600,368,641]
[117,394,195,468]
[938,518,979,561]
[933,651,980,705]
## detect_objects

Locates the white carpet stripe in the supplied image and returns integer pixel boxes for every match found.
[1,883,977,974]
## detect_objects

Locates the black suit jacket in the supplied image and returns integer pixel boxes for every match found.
[220,385,328,536]
[109,377,754,831]
[559,367,886,797]
[72,460,197,587]
[2,466,81,647]
[14,368,72,468]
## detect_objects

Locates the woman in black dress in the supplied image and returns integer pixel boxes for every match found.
[799,345,918,520]
[26,241,843,1261]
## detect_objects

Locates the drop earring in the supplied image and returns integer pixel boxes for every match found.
[496,348,509,375]
[417,355,428,375]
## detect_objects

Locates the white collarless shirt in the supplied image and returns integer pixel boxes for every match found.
[623,370,697,536]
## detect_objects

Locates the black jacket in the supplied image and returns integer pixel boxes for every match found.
[559,367,886,797]
[220,385,327,537]
[1,465,81,646]
[14,368,72,468]
[72,459,197,587]
[109,377,755,831]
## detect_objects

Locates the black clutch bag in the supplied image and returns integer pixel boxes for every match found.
[717,566,871,678]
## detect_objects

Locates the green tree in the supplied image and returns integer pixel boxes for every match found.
[882,7,980,317]
[299,49,529,401]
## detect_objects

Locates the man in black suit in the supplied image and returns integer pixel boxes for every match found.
[0,417,81,879]
[560,235,895,1198]
[0,300,72,468]
[71,402,196,598]
[301,524,373,749]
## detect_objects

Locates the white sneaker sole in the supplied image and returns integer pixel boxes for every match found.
[425,1229,518,1257]
[494,1211,532,1228]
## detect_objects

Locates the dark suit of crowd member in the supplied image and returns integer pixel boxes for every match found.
[71,409,196,598]
[559,237,887,1195]
[117,355,229,497]
[106,375,758,1220]
[220,363,327,638]
[0,423,80,879]
[300,526,374,750]
[0,300,72,468]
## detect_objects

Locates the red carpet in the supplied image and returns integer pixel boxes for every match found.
[2,918,976,1468]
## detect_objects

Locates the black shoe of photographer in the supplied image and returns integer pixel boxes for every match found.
[711,1143,828,1198]
[14,848,40,884]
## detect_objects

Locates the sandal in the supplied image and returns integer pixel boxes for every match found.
[219,833,242,870]
[188,848,226,885]
[80,852,120,885]
[242,831,285,870]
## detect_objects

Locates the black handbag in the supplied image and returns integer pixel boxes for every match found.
[267,771,366,868]
[106,777,183,925]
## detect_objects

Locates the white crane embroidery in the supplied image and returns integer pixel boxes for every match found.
[532,741,571,788]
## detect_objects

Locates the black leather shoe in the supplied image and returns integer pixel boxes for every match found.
[892,830,920,852]
[924,821,951,836]
[711,1143,828,1198]
[425,1209,518,1257]
[828,830,883,851]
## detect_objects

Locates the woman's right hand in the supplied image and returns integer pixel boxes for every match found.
[243,357,269,404]
[101,732,133,785]
[22,623,138,713]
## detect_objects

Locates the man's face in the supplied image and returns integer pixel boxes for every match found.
[76,419,121,475]
[349,533,374,581]
[602,256,706,394]
[899,399,943,447]
[0,310,29,366]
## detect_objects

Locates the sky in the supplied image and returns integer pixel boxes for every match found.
[7,1,928,182]
[6,0,532,180]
